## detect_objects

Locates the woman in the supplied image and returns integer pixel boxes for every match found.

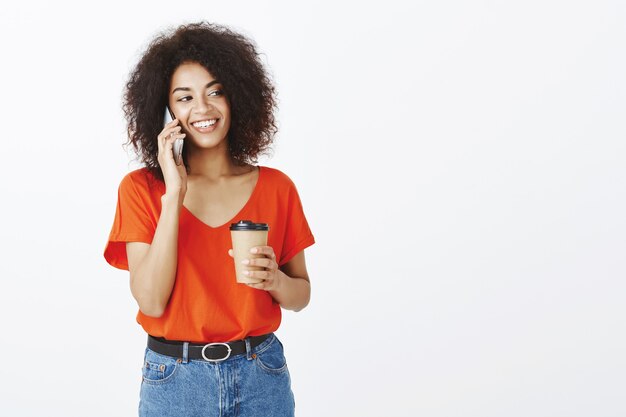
[104,22,315,417]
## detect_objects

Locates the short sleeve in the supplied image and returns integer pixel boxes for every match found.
[279,180,315,266]
[103,172,158,270]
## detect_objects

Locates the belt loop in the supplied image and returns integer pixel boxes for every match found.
[245,337,253,360]
[182,342,189,364]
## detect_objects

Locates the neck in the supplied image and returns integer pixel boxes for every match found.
[186,141,247,181]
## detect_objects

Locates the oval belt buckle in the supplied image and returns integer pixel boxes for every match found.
[201,342,232,362]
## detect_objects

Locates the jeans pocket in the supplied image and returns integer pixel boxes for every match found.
[255,337,288,374]
[141,348,180,385]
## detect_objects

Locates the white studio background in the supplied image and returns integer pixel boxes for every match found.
[0,1,624,416]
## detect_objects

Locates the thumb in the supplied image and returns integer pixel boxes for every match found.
[228,249,233,258]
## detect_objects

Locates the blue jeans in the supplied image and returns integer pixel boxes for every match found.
[138,333,295,417]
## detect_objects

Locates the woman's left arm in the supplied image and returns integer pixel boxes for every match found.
[229,247,311,312]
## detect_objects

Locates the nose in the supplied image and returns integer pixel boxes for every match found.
[193,95,215,114]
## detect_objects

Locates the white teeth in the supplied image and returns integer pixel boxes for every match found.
[193,119,217,128]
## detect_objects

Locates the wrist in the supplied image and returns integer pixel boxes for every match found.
[161,191,184,207]
[274,269,287,292]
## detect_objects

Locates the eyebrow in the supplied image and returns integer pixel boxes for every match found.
[171,80,220,95]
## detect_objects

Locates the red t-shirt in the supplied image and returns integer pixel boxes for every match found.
[104,165,315,343]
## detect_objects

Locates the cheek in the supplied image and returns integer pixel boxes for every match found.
[223,117,232,132]
[220,101,231,118]
[174,107,191,120]
[218,104,231,122]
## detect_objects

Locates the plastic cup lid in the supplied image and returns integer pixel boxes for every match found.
[229,220,269,231]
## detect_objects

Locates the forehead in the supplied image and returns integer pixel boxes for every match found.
[170,62,216,88]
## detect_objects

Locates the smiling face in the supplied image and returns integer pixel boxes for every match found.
[168,61,231,152]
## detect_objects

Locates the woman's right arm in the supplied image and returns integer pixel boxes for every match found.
[127,193,182,317]
[126,118,187,318]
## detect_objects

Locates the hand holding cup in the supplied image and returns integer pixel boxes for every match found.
[228,246,281,291]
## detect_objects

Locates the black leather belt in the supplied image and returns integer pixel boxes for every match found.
[147,334,271,362]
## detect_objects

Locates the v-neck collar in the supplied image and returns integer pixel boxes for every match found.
[181,165,263,230]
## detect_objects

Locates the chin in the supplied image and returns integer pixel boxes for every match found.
[191,137,227,149]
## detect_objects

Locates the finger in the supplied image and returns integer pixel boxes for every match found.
[228,249,233,258]
[158,133,186,166]
[246,282,265,290]
[249,246,275,258]
[158,126,182,142]
[243,257,275,269]
[243,270,270,280]
[165,132,186,142]
[163,134,186,151]
[158,132,183,156]
[166,118,179,127]
[246,280,270,290]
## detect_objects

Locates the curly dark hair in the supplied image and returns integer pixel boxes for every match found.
[122,22,277,181]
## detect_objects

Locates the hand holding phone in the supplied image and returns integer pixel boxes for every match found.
[164,106,184,166]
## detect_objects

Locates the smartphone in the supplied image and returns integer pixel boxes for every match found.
[164,106,184,166]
